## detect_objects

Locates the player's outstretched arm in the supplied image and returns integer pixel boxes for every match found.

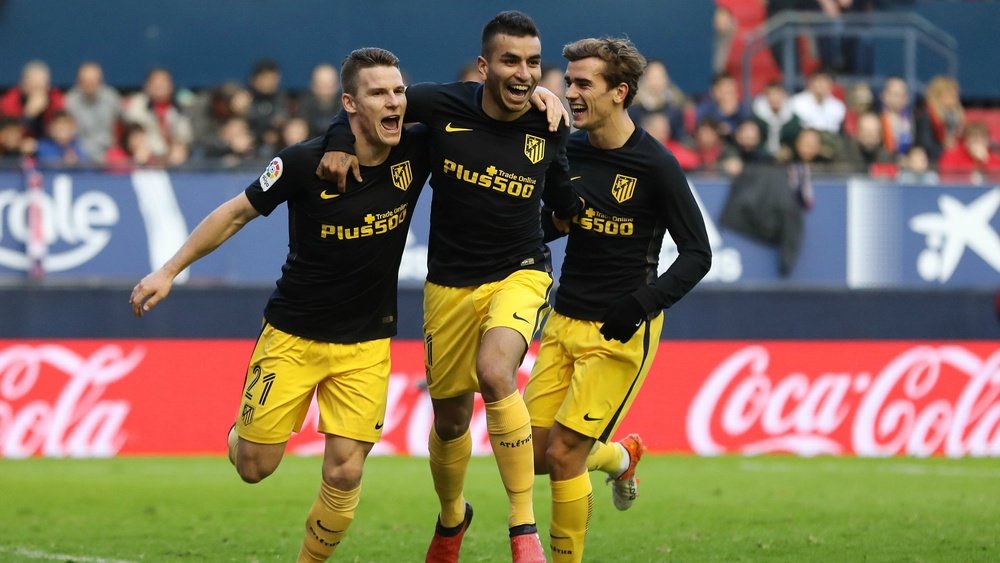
[130,193,260,317]
[531,85,570,132]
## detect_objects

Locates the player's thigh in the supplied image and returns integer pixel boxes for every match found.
[236,323,326,444]
[556,314,663,443]
[480,268,552,347]
[315,338,392,445]
[525,312,576,428]
[423,281,480,399]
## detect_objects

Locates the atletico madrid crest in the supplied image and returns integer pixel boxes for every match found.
[612,174,637,203]
[524,134,545,164]
[391,160,412,191]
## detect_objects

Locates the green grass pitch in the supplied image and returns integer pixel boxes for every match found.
[1,455,999,562]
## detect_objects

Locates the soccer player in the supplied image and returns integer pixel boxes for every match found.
[129,48,430,563]
[318,11,581,563]
[525,38,712,562]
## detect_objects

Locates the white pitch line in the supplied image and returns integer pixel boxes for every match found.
[0,546,134,563]
[737,459,1000,479]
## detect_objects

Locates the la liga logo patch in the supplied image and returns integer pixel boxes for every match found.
[260,157,283,191]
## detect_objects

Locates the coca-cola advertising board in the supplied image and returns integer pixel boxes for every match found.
[1,339,997,458]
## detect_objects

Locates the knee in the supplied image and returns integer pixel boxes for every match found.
[432,398,473,440]
[322,461,364,491]
[545,439,585,480]
[545,441,570,474]
[434,416,470,440]
[235,460,276,484]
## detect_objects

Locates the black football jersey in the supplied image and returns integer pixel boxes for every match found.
[554,127,712,320]
[244,128,430,342]
[325,82,581,287]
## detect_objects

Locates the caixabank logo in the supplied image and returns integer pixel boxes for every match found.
[909,187,1000,283]
[848,181,1000,287]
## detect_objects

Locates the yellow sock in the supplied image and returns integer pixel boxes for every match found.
[297,482,360,563]
[550,473,593,563]
[485,391,535,528]
[428,426,472,528]
[586,440,625,477]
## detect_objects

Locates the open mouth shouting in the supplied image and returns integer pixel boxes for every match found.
[380,114,401,135]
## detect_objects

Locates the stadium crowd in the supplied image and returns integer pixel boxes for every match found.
[1,33,998,184]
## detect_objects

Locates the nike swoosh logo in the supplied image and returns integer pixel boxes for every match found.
[445,122,473,133]
[634,320,642,327]
[512,312,530,323]
[570,176,582,181]
[583,413,603,421]
[315,520,344,534]
[319,190,341,199]
[375,421,384,430]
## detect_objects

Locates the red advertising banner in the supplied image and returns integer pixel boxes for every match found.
[1,340,998,457]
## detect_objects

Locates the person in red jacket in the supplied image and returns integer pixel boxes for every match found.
[938,121,1000,179]
[0,60,65,139]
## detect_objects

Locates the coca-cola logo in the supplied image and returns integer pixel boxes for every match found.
[687,345,1000,457]
[0,343,143,457]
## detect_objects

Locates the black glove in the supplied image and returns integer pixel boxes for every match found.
[599,294,647,343]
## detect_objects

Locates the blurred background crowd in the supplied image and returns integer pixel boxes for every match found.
[0,0,997,185]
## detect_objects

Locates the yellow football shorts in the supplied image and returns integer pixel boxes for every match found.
[235,322,391,445]
[524,310,663,442]
[423,268,552,399]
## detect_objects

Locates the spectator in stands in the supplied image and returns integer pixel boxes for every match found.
[787,128,822,209]
[539,64,571,121]
[641,112,700,171]
[814,0,877,76]
[696,72,748,140]
[105,123,164,170]
[456,60,484,82]
[245,58,291,149]
[938,121,1000,179]
[275,116,310,152]
[916,75,966,163]
[721,118,773,177]
[0,116,36,163]
[752,81,794,156]
[713,0,781,96]
[692,117,730,172]
[296,63,342,138]
[838,111,895,173]
[842,81,874,138]
[201,116,264,168]
[1,60,65,139]
[122,67,193,166]
[897,145,939,184]
[35,110,86,166]
[629,59,689,140]
[788,69,846,135]
[188,81,252,153]
[878,77,914,157]
[64,61,121,165]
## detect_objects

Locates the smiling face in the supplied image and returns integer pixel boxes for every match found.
[564,57,623,131]
[343,65,406,149]
[478,33,542,120]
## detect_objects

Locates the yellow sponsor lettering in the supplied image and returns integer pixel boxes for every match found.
[573,208,634,237]
[318,207,408,240]
[442,158,537,198]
